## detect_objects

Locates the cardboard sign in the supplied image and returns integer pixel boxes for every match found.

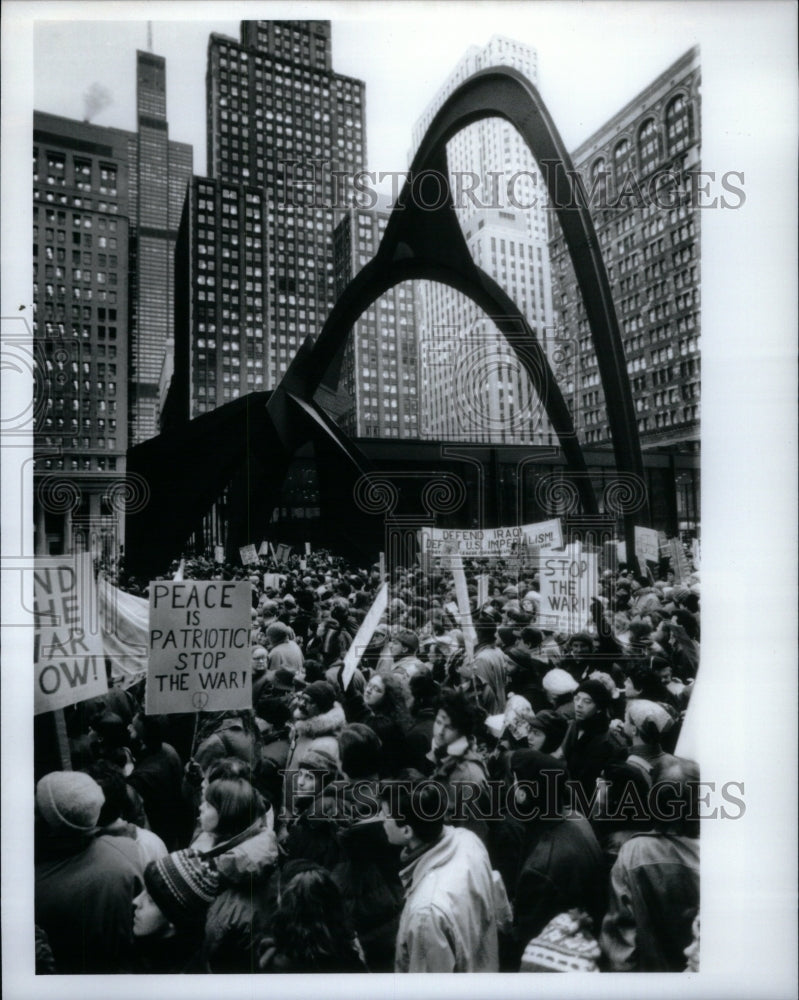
[34,554,108,715]
[213,545,225,564]
[146,581,252,715]
[476,574,490,606]
[340,583,389,690]
[258,540,271,556]
[634,526,660,574]
[538,544,599,634]
[274,543,292,565]
[420,519,562,560]
[304,541,312,555]
[239,544,259,566]
[263,573,281,591]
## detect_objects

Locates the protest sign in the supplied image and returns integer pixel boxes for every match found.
[34,553,108,715]
[304,541,312,555]
[476,574,490,606]
[419,518,562,562]
[263,572,281,591]
[258,540,271,556]
[617,541,627,565]
[341,583,389,690]
[239,544,258,566]
[213,545,225,564]
[538,544,599,634]
[450,554,477,657]
[146,581,252,715]
[378,551,386,582]
[274,543,292,565]
[634,526,660,575]
[668,538,691,583]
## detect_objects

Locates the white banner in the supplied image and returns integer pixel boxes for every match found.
[419,518,562,560]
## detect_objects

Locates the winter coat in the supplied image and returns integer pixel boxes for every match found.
[35,831,143,974]
[267,638,304,674]
[403,708,436,774]
[127,741,187,850]
[332,816,405,972]
[559,714,622,812]
[508,811,607,963]
[282,702,346,815]
[427,736,491,842]
[282,784,352,870]
[394,825,499,972]
[339,683,408,777]
[600,831,700,971]
[204,826,280,973]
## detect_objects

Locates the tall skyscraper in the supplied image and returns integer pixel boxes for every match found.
[411,35,556,445]
[165,176,269,424]
[32,112,132,555]
[32,48,193,555]
[549,46,701,460]
[333,200,420,438]
[128,51,193,446]
[205,21,366,386]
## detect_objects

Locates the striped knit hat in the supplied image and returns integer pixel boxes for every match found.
[144,849,220,928]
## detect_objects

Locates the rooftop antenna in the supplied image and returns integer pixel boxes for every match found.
[147,21,153,52]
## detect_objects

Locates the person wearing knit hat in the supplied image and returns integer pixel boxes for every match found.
[265,620,304,674]
[35,771,144,973]
[302,679,337,715]
[553,679,622,814]
[143,849,220,931]
[36,770,105,834]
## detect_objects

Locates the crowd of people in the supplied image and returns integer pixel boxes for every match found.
[35,546,701,974]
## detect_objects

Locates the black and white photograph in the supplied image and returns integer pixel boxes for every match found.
[1,2,796,998]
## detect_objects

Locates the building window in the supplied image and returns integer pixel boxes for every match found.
[637,118,661,177]
[612,138,632,189]
[665,93,692,156]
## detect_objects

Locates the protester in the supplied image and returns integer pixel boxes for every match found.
[380,780,499,972]
[600,757,700,971]
[35,771,143,973]
[56,541,702,975]
[258,866,368,972]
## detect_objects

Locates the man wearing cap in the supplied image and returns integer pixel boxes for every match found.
[35,770,144,973]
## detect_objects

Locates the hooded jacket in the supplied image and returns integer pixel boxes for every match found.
[203,825,280,972]
[282,702,346,816]
[600,831,699,971]
[395,825,499,972]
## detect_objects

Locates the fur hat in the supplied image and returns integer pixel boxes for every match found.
[303,680,336,714]
[36,771,105,833]
[144,850,220,928]
[576,679,612,713]
[542,668,578,698]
